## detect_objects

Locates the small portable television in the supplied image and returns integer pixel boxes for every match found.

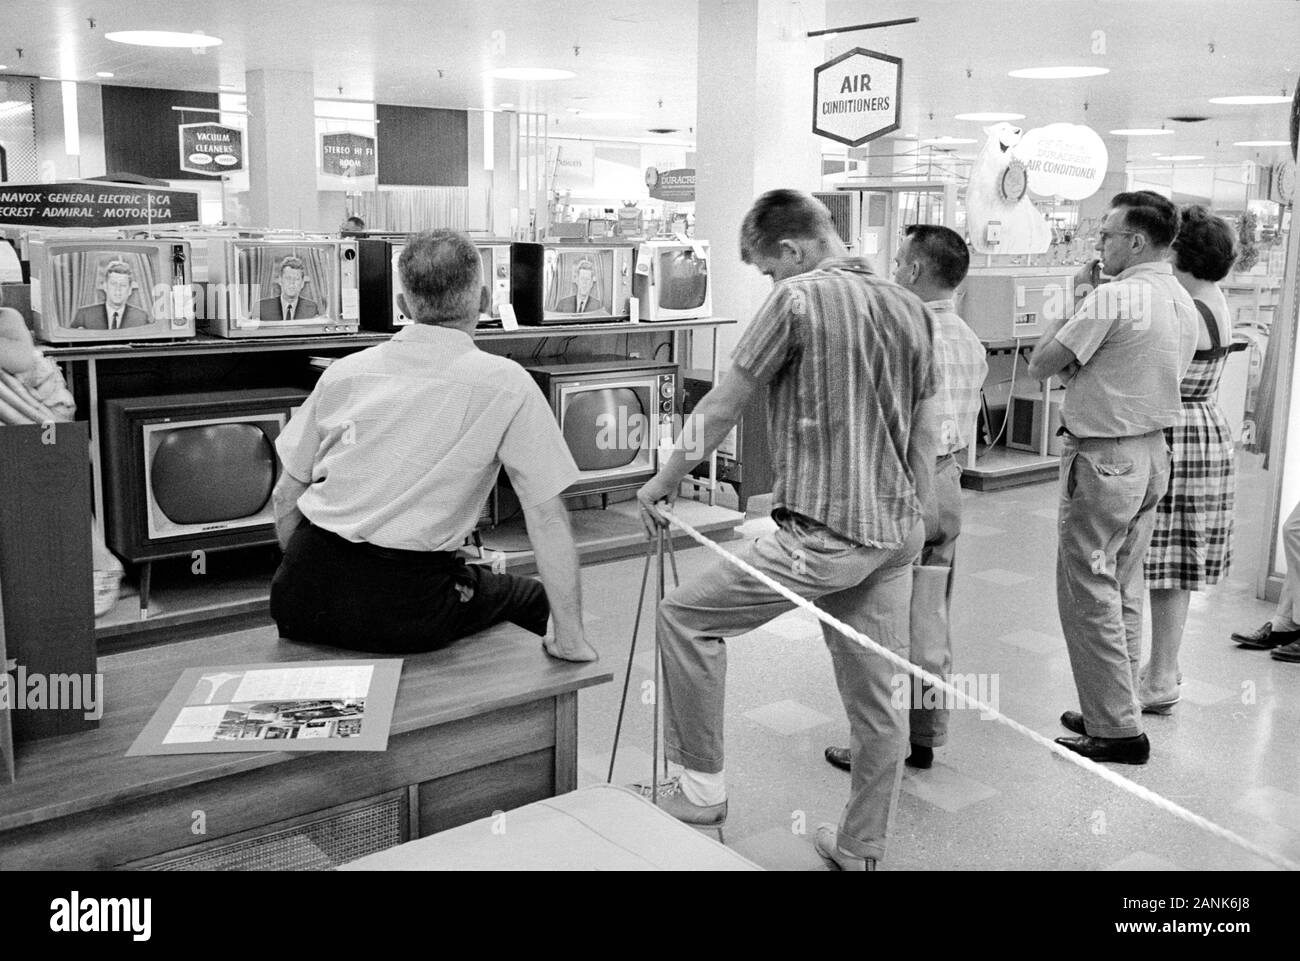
[510,242,634,325]
[192,236,359,338]
[26,235,196,344]
[525,357,678,497]
[359,238,512,331]
[101,388,309,564]
[632,239,713,321]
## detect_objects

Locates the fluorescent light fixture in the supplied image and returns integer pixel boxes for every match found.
[1234,140,1289,147]
[0,65,7,71]
[1161,155,1204,161]
[1209,95,1289,105]
[106,30,222,48]
[1009,66,1110,79]
[921,136,977,145]
[61,80,79,155]
[1109,128,1173,136]
[95,71,114,78]
[955,112,1025,122]
[498,102,515,110]
[482,67,575,81]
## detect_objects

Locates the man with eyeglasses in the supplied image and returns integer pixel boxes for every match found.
[1027,191,1198,764]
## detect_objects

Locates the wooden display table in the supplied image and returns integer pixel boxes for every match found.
[0,624,610,870]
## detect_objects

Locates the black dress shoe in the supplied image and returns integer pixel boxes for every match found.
[1232,622,1300,650]
[824,746,851,772]
[1060,710,1086,735]
[1271,640,1300,663]
[1055,733,1150,765]
[905,745,934,769]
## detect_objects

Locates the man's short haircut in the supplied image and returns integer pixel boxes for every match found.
[902,224,970,289]
[575,259,595,275]
[1171,205,1238,282]
[1110,190,1180,248]
[343,216,365,230]
[397,229,481,325]
[739,189,836,262]
[103,260,132,281]
[278,256,306,277]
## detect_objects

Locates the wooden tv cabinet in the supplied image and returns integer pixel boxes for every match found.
[0,623,610,870]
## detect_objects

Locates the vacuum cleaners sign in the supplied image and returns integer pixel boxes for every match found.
[178,122,244,176]
[813,48,903,147]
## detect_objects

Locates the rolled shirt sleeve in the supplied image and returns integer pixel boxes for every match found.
[730,286,799,384]
[498,380,581,508]
[1055,290,1120,366]
[275,388,322,484]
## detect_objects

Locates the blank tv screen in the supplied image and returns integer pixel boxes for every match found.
[657,249,709,310]
[150,423,276,524]
[563,387,645,471]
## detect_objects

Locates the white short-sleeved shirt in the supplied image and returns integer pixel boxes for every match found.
[1054,261,1198,438]
[276,324,579,551]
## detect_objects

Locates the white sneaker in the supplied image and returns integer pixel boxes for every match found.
[93,571,121,618]
[631,776,727,826]
[814,824,876,871]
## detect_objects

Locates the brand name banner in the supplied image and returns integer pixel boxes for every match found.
[0,182,201,228]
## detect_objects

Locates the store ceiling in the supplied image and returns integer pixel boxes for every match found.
[0,0,1294,167]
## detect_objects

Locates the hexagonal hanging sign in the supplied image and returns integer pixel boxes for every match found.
[812,48,903,147]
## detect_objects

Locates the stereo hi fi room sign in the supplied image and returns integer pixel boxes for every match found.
[812,48,903,147]
[178,122,245,176]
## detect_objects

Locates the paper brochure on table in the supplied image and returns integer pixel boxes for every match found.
[127,660,402,756]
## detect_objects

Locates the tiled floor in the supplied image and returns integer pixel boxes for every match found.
[573,452,1300,870]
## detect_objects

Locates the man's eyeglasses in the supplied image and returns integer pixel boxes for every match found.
[1098,229,1139,243]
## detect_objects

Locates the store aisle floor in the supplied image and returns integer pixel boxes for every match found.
[574,452,1300,870]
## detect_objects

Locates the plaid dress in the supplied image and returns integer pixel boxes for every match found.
[1144,301,1235,589]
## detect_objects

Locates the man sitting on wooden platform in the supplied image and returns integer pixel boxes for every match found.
[269,230,597,662]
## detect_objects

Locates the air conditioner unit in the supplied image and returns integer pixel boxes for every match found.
[1007,387,1065,455]
[813,191,862,253]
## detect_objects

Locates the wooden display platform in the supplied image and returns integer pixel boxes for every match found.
[0,623,611,870]
[961,446,1059,491]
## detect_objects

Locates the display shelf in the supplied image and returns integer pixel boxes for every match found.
[961,446,1059,491]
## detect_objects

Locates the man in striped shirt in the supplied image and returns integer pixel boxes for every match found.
[825,224,987,774]
[636,189,940,871]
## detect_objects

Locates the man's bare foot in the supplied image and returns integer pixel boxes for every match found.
[543,636,599,662]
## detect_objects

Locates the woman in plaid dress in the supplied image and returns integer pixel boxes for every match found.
[1140,206,1239,712]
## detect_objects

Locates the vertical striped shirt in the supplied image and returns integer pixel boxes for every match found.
[730,258,937,548]
[926,299,989,456]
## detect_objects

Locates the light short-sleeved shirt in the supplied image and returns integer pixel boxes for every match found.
[926,299,989,456]
[1054,261,1198,438]
[730,257,936,548]
[276,324,579,551]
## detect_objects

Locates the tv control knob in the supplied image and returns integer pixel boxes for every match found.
[660,381,673,398]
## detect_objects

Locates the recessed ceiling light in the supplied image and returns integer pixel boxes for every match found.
[1162,155,1204,161]
[482,67,575,81]
[1209,95,1290,105]
[1110,128,1174,136]
[106,30,223,48]
[1009,66,1109,80]
[646,127,679,134]
[95,72,114,79]
[922,136,977,145]
[955,112,1025,122]
[1234,140,1289,147]
[498,102,515,110]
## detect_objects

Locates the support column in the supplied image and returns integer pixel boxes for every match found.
[245,69,318,230]
[695,0,827,366]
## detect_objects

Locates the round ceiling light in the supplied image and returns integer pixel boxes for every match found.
[954,112,1025,122]
[1209,95,1290,105]
[95,71,114,78]
[1009,66,1109,80]
[482,67,575,81]
[647,128,679,134]
[105,30,223,48]
[1234,140,1289,147]
[1110,128,1174,136]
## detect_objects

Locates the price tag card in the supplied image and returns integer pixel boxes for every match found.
[499,303,520,330]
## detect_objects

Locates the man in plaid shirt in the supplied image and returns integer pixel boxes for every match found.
[825,224,987,773]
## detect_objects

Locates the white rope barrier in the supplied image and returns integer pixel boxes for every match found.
[661,506,1300,872]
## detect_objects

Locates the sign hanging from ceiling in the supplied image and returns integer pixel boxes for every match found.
[646,167,696,203]
[1016,123,1109,200]
[812,48,903,147]
[178,122,244,177]
[321,132,377,177]
[0,182,200,228]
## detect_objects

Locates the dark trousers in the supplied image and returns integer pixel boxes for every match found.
[271,522,550,654]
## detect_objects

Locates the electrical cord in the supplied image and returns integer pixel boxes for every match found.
[653,340,672,360]
[976,337,1020,459]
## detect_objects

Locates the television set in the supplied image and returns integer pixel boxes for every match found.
[26,236,196,344]
[632,240,713,321]
[359,238,511,331]
[101,388,309,564]
[511,242,634,325]
[525,358,677,497]
[191,236,359,338]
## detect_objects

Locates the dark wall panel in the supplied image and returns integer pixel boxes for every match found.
[376,104,468,187]
[102,86,221,181]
